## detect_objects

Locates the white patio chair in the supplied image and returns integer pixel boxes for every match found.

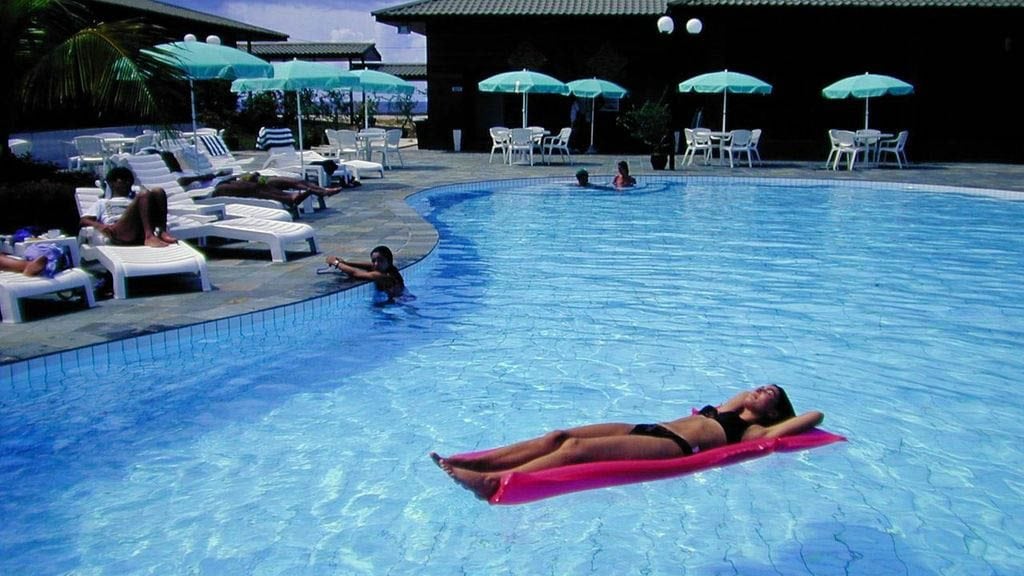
[528,126,547,162]
[877,130,909,168]
[825,129,842,169]
[376,129,404,169]
[333,130,361,160]
[508,128,536,165]
[750,128,763,165]
[130,133,158,154]
[831,130,865,171]
[68,136,109,175]
[360,128,388,163]
[721,129,754,168]
[488,127,510,164]
[681,128,712,166]
[542,127,573,164]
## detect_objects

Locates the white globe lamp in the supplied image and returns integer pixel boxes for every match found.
[686,18,703,35]
[656,16,675,35]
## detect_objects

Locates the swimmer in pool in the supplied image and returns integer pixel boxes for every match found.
[431,385,823,500]
[325,245,405,300]
[611,160,636,188]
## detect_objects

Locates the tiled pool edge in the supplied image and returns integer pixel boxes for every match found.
[3,175,1020,383]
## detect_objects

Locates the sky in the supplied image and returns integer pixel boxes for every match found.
[164,0,426,63]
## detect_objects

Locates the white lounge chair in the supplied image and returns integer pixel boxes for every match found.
[73,188,212,299]
[264,145,383,181]
[0,266,96,323]
[122,153,294,222]
[196,134,257,173]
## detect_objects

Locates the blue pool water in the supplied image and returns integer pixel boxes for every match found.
[2,177,1024,574]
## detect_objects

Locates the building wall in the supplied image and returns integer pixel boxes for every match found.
[415,7,1022,162]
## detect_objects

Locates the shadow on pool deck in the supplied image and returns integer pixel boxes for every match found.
[3,147,1023,364]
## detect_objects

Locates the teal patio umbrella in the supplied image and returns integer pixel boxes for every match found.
[567,78,628,153]
[146,36,273,141]
[678,69,773,132]
[479,69,571,128]
[232,59,357,171]
[822,72,914,129]
[348,69,416,129]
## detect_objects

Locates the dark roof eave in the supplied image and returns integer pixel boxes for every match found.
[669,0,1024,7]
[248,42,383,62]
[86,0,288,39]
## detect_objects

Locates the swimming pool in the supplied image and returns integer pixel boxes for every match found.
[2,176,1023,574]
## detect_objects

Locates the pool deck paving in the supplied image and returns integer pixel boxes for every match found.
[2,147,1023,364]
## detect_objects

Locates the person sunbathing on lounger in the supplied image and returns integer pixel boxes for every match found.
[212,172,348,210]
[0,253,47,276]
[325,245,406,301]
[80,167,177,247]
[431,385,824,500]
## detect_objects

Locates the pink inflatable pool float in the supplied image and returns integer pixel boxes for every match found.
[453,428,846,505]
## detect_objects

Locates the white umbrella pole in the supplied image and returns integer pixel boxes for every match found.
[189,78,199,152]
[364,93,369,130]
[589,98,596,152]
[864,97,870,130]
[722,90,728,133]
[522,92,528,128]
[297,96,304,173]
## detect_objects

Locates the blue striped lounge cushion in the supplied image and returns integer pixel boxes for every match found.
[257,127,295,150]
[199,134,230,157]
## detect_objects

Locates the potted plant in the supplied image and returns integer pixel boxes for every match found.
[617,99,672,169]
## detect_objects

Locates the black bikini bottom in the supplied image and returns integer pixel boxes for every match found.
[629,423,694,455]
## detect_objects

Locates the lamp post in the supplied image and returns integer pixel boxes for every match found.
[657,15,702,170]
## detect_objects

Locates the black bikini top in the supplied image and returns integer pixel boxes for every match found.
[699,405,752,444]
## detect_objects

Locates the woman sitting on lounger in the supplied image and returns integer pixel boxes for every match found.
[431,385,824,500]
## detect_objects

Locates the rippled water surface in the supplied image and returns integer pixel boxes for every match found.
[2,178,1023,574]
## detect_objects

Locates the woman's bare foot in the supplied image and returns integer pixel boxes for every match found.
[24,256,47,276]
[449,467,500,501]
[143,235,169,247]
[158,230,178,244]
[431,452,499,500]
